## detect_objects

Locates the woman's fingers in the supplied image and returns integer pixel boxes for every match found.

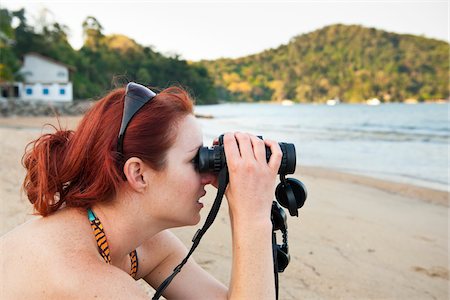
[224,133,282,174]
[224,132,283,171]
[223,133,241,168]
[249,135,266,163]
[264,139,282,173]
[234,132,254,160]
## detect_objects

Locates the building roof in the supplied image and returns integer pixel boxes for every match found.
[24,52,76,72]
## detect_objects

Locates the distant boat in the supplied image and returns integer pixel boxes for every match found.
[281,99,294,106]
[194,113,214,119]
[366,98,381,105]
[404,98,418,104]
[326,98,340,106]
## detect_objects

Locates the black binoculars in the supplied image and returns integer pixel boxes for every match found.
[193,135,296,175]
[193,134,307,217]
[193,134,307,274]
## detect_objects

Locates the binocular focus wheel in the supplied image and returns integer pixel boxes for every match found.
[275,178,307,216]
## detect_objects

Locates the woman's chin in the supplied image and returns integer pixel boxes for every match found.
[189,214,202,226]
[172,214,202,228]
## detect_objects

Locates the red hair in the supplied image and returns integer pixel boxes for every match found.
[22,86,194,216]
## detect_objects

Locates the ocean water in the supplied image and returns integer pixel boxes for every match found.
[194,103,449,192]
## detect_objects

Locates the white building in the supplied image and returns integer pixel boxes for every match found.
[1,53,74,102]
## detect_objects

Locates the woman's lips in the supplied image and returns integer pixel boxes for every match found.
[196,190,206,208]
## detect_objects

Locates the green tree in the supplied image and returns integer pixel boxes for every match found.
[0,8,21,81]
[202,24,449,102]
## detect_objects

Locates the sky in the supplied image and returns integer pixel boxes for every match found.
[1,0,449,61]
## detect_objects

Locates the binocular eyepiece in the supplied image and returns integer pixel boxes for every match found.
[194,135,297,175]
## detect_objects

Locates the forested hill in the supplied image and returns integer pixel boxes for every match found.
[1,9,448,104]
[199,24,449,103]
[0,8,216,104]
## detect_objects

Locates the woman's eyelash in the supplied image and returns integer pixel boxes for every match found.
[190,153,199,169]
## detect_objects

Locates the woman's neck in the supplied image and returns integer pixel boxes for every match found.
[89,193,165,266]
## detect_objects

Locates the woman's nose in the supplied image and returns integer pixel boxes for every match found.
[200,172,216,185]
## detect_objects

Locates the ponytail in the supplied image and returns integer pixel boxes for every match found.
[22,125,74,216]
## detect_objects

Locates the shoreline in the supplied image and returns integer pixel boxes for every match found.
[0,115,447,208]
[298,166,449,207]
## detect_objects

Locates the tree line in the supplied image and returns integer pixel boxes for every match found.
[199,24,449,103]
[0,8,217,104]
[1,8,448,104]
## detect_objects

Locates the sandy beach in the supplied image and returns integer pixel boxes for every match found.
[0,116,448,299]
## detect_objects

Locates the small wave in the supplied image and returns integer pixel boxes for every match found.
[294,126,449,144]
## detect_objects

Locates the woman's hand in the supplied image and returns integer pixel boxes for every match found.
[221,132,282,300]
[222,132,282,224]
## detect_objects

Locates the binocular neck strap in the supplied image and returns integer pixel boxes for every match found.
[152,167,229,300]
[272,232,279,300]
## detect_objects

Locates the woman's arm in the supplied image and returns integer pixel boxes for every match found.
[142,230,228,299]
[223,132,282,299]
[228,216,274,299]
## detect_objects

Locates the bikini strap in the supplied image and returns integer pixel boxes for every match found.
[87,208,139,279]
[130,249,138,278]
[88,208,111,264]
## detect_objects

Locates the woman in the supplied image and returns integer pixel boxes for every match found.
[0,82,282,299]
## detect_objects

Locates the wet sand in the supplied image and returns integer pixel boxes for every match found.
[0,116,448,299]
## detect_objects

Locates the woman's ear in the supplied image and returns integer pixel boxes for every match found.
[123,157,149,192]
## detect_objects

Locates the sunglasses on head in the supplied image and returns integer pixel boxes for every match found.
[117,82,157,156]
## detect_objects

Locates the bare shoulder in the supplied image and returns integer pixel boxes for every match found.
[53,259,150,299]
[0,209,149,299]
[1,248,148,299]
